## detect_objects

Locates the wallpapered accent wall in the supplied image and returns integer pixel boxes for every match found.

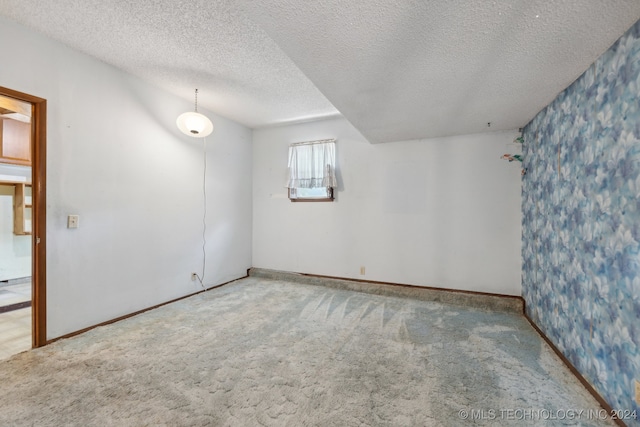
[522,18,640,418]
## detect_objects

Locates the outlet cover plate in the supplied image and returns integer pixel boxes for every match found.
[67,215,79,229]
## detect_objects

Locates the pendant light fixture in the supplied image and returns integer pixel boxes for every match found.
[176,89,214,137]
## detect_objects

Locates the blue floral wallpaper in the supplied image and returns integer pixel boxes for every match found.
[522,19,640,421]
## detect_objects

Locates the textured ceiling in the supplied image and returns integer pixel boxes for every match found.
[239,0,640,142]
[0,1,639,142]
[0,0,339,128]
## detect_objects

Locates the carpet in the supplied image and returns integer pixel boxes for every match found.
[0,277,614,426]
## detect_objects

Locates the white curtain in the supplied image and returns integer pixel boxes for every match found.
[286,139,337,189]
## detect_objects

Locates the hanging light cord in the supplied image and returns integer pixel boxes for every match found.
[194,135,207,290]
[201,136,207,288]
[195,88,199,113]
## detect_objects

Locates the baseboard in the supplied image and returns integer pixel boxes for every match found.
[248,268,524,314]
[0,301,31,314]
[47,275,247,345]
[523,313,626,427]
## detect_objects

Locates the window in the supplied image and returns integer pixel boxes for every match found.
[288,186,334,201]
[286,139,337,202]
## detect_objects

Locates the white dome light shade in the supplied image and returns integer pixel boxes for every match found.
[176,111,214,137]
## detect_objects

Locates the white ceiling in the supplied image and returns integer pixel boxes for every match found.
[0,1,639,143]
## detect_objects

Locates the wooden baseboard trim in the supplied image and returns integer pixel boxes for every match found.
[523,313,626,427]
[0,301,31,314]
[47,275,247,345]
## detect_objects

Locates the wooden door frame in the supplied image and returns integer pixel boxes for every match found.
[0,86,46,347]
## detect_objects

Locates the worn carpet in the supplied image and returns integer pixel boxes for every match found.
[0,277,614,426]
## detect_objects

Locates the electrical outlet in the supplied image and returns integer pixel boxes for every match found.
[191,273,197,281]
[359,266,365,275]
[635,380,640,405]
[67,215,79,229]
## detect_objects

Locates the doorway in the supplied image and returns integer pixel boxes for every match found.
[0,86,46,358]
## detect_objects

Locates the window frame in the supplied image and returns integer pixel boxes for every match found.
[286,138,337,203]
[288,186,334,202]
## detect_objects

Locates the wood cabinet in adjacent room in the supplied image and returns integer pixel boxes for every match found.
[0,118,31,166]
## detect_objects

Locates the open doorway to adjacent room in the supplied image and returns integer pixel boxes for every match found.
[0,88,46,359]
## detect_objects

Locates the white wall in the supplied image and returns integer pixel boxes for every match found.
[253,118,522,295]
[0,17,252,339]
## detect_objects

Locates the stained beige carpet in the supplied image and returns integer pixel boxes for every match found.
[0,277,614,426]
